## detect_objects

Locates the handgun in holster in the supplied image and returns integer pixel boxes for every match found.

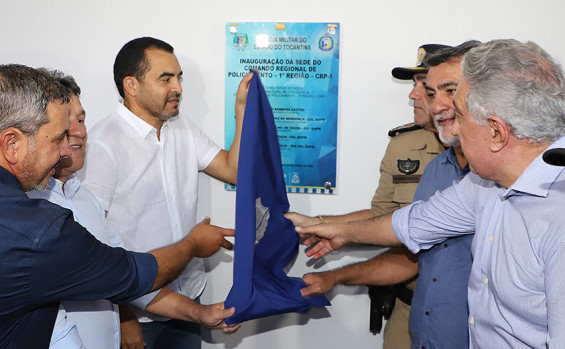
[368,285,397,334]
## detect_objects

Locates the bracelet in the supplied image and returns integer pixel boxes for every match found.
[317,215,325,224]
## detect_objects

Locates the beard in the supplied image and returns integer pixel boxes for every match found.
[20,140,55,192]
[436,124,461,147]
[435,112,460,147]
[144,93,181,122]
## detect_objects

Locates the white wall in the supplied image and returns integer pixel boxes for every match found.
[2,0,565,347]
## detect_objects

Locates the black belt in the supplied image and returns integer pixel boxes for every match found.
[395,285,414,306]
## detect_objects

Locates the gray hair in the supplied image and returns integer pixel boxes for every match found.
[0,64,71,135]
[38,68,81,96]
[462,39,565,143]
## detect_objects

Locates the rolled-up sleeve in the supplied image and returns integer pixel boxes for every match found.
[392,174,478,253]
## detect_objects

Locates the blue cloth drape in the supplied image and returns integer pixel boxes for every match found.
[224,73,330,324]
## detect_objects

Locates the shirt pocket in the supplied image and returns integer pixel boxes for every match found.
[393,183,418,206]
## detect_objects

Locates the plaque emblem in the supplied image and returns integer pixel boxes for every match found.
[397,159,420,175]
[319,34,334,51]
[233,33,249,50]
[255,197,269,244]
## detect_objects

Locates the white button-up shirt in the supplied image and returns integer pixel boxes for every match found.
[80,103,220,322]
[28,176,124,348]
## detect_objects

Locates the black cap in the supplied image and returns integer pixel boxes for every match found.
[543,148,565,166]
[392,44,451,80]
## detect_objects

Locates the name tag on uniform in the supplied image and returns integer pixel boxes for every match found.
[393,175,421,184]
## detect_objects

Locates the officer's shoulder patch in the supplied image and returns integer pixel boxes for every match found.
[388,123,422,137]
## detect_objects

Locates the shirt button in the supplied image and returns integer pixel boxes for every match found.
[483,278,488,285]
[425,311,430,316]
[443,243,448,248]
[489,235,494,242]
[469,317,475,325]
[432,278,437,282]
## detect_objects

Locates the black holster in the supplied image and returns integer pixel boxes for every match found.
[368,285,397,334]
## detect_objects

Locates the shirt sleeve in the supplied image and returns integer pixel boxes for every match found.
[105,221,125,249]
[128,290,161,311]
[370,141,408,216]
[189,120,221,171]
[30,213,157,305]
[80,141,118,211]
[545,238,565,346]
[392,173,477,253]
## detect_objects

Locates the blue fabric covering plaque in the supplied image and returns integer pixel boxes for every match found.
[224,73,330,324]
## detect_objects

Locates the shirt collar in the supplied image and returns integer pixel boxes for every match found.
[442,146,458,166]
[0,166,22,189]
[115,103,176,141]
[504,136,565,198]
[115,103,156,139]
[48,176,81,200]
[441,147,470,176]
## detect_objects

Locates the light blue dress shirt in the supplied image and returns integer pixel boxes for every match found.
[393,137,565,348]
[28,176,124,349]
[409,147,472,349]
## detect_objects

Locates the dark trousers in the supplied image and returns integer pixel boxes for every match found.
[140,318,201,349]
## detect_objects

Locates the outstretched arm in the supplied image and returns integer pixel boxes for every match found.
[285,209,374,227]
[301,247,418,296]
[295,213,400,259]
[146,287,241,334]
[149,217,234,291]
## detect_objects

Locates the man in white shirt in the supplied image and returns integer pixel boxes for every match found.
[80,37,252,348]
[30,71,241,348]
